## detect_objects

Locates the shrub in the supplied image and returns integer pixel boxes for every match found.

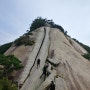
[82,54,90,60]
[0,54,23,77]
[0,77,18,90]
[30,17,46,32]
[29,17,66,34]
[25,40,35,46]
[14,35,34,46]
[49,23,65,33]
[27,32,33,35]
[0,42,12,54]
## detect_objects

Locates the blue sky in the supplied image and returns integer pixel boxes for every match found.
[0,0,90,46]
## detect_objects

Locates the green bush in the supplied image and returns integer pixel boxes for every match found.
[29,17,66,34]
[0,77,18,90]
[27,32,33,35]
[82,54,90,60]
[14,35,34,46]
[30,17,46,32]
[0,54,23,77]
[0,42,12,54]
[47,21,65,33]
[25,41,35,46]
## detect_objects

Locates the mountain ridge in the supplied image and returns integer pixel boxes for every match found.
[3,26,90,90]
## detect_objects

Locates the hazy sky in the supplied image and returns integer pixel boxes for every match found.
[0,0,90,46]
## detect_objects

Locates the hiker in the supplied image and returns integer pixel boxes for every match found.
[37,58,40,69]
[44,61,48,68]
[49,81,55,90]
[45,62,50,76]
[40,63,48,80]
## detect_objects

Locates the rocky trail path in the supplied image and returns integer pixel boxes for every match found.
[19,27,52,90]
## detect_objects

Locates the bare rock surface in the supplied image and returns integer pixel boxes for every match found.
[47,58,60,66]
[67,37,87,55]
[4,27,90,90]
[38,70,57,90]
[20,27,50,90]
[49,28,90,90]
[19,27,45,84]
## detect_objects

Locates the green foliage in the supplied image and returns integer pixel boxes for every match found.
[0,77,18,90]
[47,20,65,33]
[28,32,33,35]
[14,35,35,46]
[30,17,46,32]
[0,42,12,54]
[0,54,23,77]
[25,40,35,46]
[30,17,66,34]
[73,38,90,53]
[53,24,65,33]
[82,54,90,60]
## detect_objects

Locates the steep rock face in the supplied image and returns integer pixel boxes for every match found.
[4,29,39,63]
[5,45,31,63]
[20,27,50,90]
[68,37,87,55]
[48,28,90,90]
[4,29,39,79]
[4,27,90,90]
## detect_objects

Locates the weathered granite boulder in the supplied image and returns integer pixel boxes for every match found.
[47,58,60,66]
